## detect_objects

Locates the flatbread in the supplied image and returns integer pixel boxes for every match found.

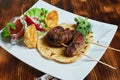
[45,10,58,28]
[37,23,92,63]
[24,24,38,48]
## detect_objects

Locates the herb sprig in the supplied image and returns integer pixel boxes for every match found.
[75,17,93,43]
[75,17,92,36]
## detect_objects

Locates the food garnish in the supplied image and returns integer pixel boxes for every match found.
[25,8,48,22]
[75,17,92,36]
[75,17,93,44]
[24,8,49,32]
[24,15,46,31]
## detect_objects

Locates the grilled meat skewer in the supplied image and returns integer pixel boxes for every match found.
[45,26,85,57]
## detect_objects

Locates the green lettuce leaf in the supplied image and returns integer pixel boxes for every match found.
[25,8,48,22]
[75,17,92,36]
[1,22,16,37]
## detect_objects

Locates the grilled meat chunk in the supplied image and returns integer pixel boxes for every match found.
[66,31,85,57]
[45,26,74,47]
[45,26,85,57]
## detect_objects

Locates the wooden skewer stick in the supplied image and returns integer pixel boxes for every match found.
[91,42,120,52]
[61,43,68,48]
[82,53,116,69]
[61,43,116,70]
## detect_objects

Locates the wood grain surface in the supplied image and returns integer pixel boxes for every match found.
[0,0,120,80]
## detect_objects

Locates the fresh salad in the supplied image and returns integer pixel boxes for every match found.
[1,8,49,41]
[24,8,48,31]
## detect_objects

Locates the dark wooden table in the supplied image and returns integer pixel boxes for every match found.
[0,0,120,80]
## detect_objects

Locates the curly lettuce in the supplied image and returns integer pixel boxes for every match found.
[75,17,92,36]
[25,8,48,22]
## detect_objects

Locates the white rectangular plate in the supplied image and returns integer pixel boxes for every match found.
[0,0,118,80]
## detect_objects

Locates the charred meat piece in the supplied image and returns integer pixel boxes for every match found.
[45,26,74,47]
[45,26,85,57]
[60,29,75,45]
[66,31,85,57]
[45,26,64,47]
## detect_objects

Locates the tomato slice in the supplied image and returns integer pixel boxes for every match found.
[9,19,24,39]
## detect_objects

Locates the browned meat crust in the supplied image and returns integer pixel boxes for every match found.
[45,26,74,47]
[66,31,85,57]
[45,26,85,57]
